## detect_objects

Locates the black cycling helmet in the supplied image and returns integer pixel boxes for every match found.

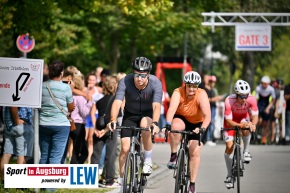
[131,57,152,72]
[276,78,284,85]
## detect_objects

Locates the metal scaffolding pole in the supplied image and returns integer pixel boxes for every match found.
[201,12,290,139]
[202,12,290,27]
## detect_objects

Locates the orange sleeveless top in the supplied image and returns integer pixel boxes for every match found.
[175,87,205,124]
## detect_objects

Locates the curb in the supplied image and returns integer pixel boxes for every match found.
[105,163,168,193]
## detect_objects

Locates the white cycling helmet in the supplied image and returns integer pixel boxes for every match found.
[183,71,201,85]
[261,76,271,84]
[234,80,251,95]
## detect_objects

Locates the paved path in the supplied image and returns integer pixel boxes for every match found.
[108,143,290,193]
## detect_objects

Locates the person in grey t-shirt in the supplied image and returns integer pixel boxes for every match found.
[108,56,162,185]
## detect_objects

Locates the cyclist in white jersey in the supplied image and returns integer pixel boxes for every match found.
[255,76,276,144]
[223,80,258,188]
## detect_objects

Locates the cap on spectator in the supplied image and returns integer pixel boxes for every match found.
[101,69,111,77]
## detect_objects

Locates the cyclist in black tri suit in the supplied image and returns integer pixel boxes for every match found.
[255,76,276,144]
[108,57,162,193]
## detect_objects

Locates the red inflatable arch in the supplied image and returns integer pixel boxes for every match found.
[155,62,192,93]
[154,62,192,143]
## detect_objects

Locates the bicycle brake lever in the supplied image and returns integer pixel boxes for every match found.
[150,126,155,144]
[251,132,256,141]
[164,129,168,142]
[220,129,224,141]
[198,133,201,146]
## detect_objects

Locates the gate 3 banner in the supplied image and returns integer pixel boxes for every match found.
[4,164,99,188]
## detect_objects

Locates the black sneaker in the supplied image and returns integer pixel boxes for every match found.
[167,154,177,169]
[189,184,196,193]
[99,179,106,187]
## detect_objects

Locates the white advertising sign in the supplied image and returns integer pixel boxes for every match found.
[0,57,43,108]
[4,164,99,188]
[235,25,271,51]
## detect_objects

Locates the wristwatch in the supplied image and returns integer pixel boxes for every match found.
[152,121,158,127]
[200,128,206,134]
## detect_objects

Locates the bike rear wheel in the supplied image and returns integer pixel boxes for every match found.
[184,156,190,193]
[123,153,135,193]
[174,149,185,193]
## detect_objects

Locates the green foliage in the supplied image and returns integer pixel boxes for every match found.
[0,0,290,90]
[266,33,290,84]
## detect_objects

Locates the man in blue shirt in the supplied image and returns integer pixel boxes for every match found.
[0,106,34,181]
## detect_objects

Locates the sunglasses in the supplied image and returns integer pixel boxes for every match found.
[134,73,148,79]
[237,94,249,99]
[186,84,199,89]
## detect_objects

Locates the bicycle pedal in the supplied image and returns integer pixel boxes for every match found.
[240,170,243,176]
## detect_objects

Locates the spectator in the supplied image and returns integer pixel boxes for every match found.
[43,63,49,81]
[0,106,33,181]
[95,66,104,84]
[269,79,283,144]
[60,66,77,163]
[98,69,111,88]
[39,60,74,164]
[84,72,103,164]
[204,75,223,146]
[91,76,120,187]
[114,72,127,181]
[158,90,170,137]
[70,75,93,164]
[99,72,127,186]
[284,82,290,144]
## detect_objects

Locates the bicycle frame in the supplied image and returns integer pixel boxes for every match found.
[221,126,251,193]
[165,129,202,193]
[116,126,152,193]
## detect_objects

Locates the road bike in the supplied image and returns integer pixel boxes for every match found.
[221,126,253,193]
[274,117,281,144]
[164,128,202,193]
[116,125,154,193]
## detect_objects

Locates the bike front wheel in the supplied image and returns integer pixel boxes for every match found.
[232,146,241,193]
[123,152,135,193]
[174,149,186,193]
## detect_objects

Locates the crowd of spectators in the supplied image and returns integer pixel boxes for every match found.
[0,60,126,190]
[1,59,290,192]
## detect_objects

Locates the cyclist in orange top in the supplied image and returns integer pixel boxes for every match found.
[165,71,211,193]
[223,80,258,189]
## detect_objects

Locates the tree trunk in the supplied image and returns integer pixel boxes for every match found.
[111,31,120,73]
[242,51,255,89]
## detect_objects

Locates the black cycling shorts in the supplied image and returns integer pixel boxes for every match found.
[173,114,202,141]
[259,110,271,121]
[120,111,152,138]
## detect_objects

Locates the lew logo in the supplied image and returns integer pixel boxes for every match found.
[31,64,40,71]
[4,164,99,188]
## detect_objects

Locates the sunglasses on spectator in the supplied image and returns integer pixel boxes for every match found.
[237,94,249,99]
[186,84,199,89]
[134,73,148,79]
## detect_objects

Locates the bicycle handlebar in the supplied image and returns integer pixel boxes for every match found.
[221,126,250,131]
[164,128,203,146]
[220,126,256,140]
[115,125,155,143]
[115,125,150,131]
